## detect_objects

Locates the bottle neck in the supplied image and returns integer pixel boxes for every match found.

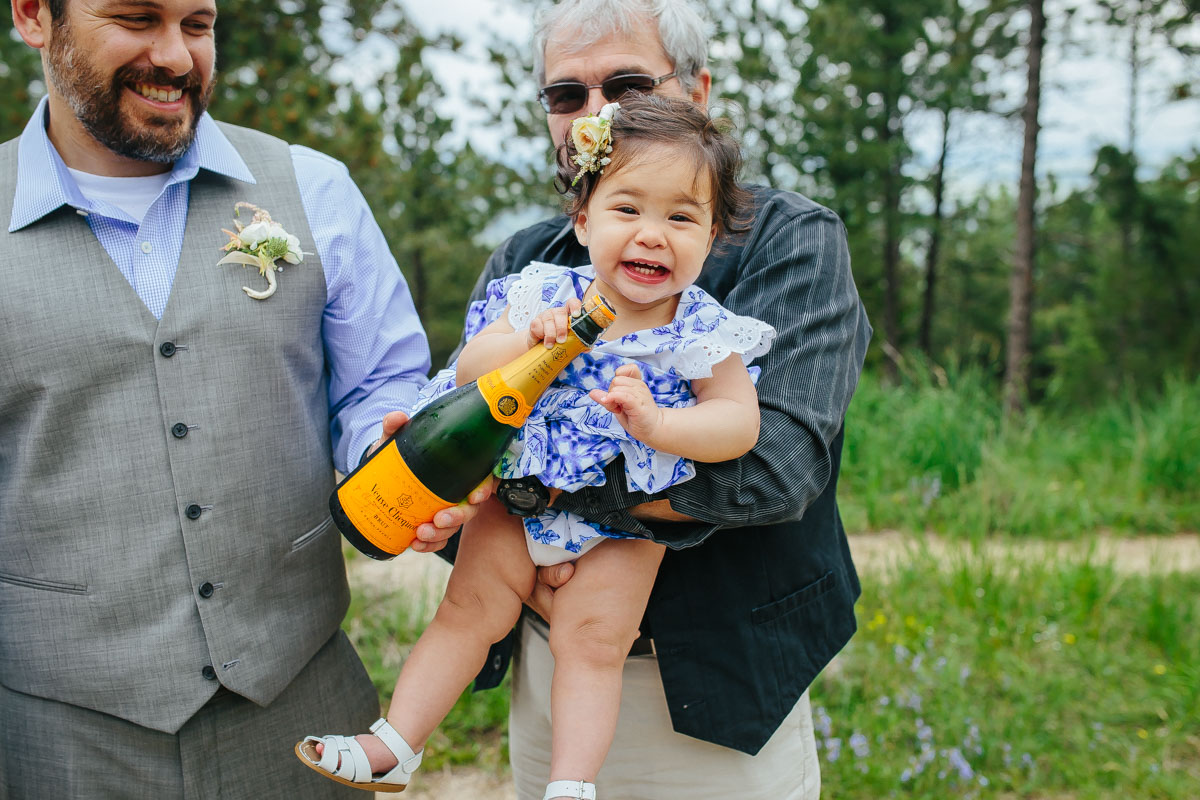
[476,333,592,427]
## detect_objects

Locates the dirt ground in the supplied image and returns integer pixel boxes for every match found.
[348,529,1200,608]
[345,530,1199,800]
[400,767,517,799]
[844,530,1200,575]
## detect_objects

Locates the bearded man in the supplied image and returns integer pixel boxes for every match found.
[0,1,479,796]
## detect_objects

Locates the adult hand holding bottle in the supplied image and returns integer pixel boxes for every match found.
[362,410,496,553]
[332,295,615,560]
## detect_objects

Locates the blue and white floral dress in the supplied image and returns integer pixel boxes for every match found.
[414,262,775,565]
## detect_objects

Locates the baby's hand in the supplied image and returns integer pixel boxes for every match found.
[589,364,664,443]
[527,297,583,348]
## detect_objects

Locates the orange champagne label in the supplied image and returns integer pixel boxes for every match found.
[335,441,453,555]
[477,371,532,427]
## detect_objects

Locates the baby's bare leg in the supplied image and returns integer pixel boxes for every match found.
[351,499,535,772]
[547,537,665,789]
[390,499,535,743]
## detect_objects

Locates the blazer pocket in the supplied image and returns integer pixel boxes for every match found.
[291,516,336,552]
[750,570,836,625]
[0,570,89,595]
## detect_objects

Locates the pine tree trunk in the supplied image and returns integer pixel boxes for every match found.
[1005,0,1044,417]
[1115,15,1142,372]
[920,108,951,357]
[879,9,902,383]
[882,131,902,382]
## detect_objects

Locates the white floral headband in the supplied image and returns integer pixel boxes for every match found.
[569,102,619,186]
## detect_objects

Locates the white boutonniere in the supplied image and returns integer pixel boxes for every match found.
[569,102,619,186]
[217,202,309,300]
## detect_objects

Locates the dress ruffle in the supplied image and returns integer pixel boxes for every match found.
[413,263,775,557]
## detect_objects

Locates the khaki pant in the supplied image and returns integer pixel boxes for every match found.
[509,618,821,799]
[0,631,378,800]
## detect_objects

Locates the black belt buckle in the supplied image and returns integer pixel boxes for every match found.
[496,477,550,517]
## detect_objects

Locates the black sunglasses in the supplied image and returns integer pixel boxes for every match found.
[537,72,678,114]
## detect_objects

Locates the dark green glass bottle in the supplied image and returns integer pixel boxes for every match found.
[330,294,616,560]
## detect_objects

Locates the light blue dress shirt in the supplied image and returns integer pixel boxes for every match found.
[8,97,431,473]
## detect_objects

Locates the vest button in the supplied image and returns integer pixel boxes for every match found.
[198,581,215,599]
[185,504,203,520]
[159,341,177,357]
[201,665,217,681]
[172,422,189,439]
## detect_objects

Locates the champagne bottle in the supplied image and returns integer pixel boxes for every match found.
[330,294,617,560]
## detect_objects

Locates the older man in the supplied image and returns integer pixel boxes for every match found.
[0,0,477,796]
[438,1,873,798]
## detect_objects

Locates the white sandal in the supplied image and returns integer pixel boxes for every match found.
[544,779,597,799]
[294,718,422,793]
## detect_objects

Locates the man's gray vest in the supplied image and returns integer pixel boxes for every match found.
[0,124,350,733]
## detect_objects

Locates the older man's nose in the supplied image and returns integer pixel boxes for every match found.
[582,86,609,116]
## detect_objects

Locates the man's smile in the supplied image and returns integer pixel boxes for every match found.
[130,83,187,107]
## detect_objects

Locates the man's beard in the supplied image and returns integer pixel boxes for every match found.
[45,21,214,164]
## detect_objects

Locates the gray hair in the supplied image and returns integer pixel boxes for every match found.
[533,0,710,92]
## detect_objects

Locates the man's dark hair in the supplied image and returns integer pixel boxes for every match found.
[47,0,66,21]
[556,93,753,238]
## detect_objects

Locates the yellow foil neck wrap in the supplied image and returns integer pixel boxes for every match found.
[477,370,534,427]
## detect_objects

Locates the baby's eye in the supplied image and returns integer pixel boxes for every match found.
[616,205,638,215]
[670,213,696,223]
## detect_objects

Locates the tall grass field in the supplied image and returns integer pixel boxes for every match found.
[839,371,1199,538]
[814,554,1199,798]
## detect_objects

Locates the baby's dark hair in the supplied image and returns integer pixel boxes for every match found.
[556,93,753,238]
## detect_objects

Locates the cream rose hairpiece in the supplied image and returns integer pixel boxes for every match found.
[569,102,619,186]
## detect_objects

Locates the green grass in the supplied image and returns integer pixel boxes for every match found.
[814,552,1200,798]
[343,550,1200,796]
[839,371,1200,538]
[342,569,511,772]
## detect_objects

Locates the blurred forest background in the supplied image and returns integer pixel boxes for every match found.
[3,0,1196,536]
[5,2,1197,794]
[3,0,1194,395]
[4,0,1195,537]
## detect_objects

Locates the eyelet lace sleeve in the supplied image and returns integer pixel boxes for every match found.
[602,284,776,380]
[504,262,575,332]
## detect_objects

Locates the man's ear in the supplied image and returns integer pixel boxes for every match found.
[573,211,589,246]
[690,69,712,107]
[12,0,51,49]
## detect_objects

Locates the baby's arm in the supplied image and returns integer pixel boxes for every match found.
[589,353,760,463]
[454,299,583,386]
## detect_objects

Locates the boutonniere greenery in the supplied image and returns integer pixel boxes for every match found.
[217,202,309,300]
